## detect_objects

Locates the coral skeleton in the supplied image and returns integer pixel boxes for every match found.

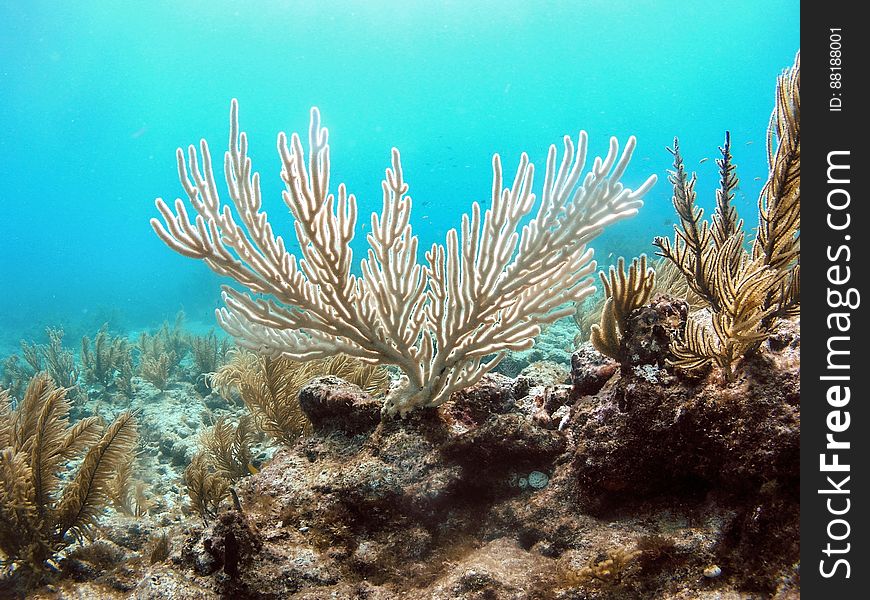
[152,101,655,414]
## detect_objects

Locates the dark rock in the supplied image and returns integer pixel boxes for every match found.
[335,428,462,524]
[621,294,688,367]
[442,413,567,471]
[60,557,101,582]
[570,343,618,397]
[298,376,381,435]
[201,390,227,410]
[716,484,800,594]
[442,372,515,428]
[195,373,213,397]
[191,510,262,580]
[572,346,799,503]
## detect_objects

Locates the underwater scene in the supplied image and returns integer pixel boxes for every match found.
[1,1,799,598]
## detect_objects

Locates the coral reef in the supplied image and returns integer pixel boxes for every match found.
[0,306,799,599]
[9,318,796,599]
[0,53,800,600]
[151,101,656,414]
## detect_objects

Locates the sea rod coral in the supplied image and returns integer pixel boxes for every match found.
[151,101,655,415]
[653,52,800,382]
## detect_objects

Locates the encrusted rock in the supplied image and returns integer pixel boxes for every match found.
[519,385,572,429]
[573,343,799,501]
[298,376,381,434]
[621,294,688,367]
[570,343,618,397]
[442,412,567,470]
[442,372,515,428]
[512,360,570,399]
[188,510,262,580]
[20,316,800,599]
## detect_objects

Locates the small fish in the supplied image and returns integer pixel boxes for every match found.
[745,140,754,145]
[754,176,762,181]
[699,158,709,164]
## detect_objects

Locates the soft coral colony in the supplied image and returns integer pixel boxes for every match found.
[589,53,800,383]
[655,52,799,381]
[150,103,656,415]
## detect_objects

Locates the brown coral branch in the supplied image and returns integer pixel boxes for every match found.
[590,256,656,363]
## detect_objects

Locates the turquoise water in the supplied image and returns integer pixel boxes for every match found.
[0,0,798,349]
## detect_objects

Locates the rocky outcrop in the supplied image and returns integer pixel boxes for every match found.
[17,314,801,600]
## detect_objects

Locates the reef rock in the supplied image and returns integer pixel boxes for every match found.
[570,343,618,397]
[298,375,382,434]
[572,322,800,502]
[620,294,688,368]
[15,318,800,600]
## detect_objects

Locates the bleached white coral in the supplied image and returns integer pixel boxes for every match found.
[151,101,655,415]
